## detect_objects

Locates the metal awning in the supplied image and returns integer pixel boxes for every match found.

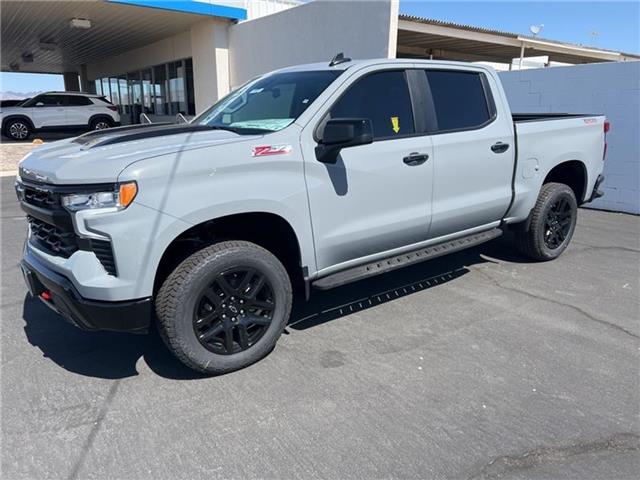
[0,0,243,74]
[397,15,639,65]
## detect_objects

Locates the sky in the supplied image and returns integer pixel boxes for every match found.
[400,0,640,53]
[1,0,638,94]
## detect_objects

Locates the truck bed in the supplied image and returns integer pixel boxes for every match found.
[505,113,606,223]
[512,113,600,122]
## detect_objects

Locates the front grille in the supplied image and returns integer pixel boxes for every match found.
[20,180,118,276]
[24,185,60,209]
[28,216,78,257]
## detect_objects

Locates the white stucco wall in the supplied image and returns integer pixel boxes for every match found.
[191,18,231,113]
[500,62,640,214]
[86,31,192,79]
[228,0,399,87]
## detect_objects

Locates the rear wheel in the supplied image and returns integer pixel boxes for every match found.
[5,119,31,141]
[155,241,292,375]
[90,117,113,130]
[515,182,578,261]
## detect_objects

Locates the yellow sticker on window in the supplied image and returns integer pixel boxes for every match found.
[391,116,400,133]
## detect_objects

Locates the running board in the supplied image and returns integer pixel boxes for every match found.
[312,228,503,290]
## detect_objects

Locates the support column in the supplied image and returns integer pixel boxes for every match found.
[79,64,91,93]
[191,18,230,114]
[63,71,80,91]
[518,43,525,70]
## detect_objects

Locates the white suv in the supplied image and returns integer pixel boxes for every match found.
[1,92,121,141]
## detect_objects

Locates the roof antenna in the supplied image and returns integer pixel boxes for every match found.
[329,52,351,67]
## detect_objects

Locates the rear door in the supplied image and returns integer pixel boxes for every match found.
[301,67,434,273]
[423,68,515,238]
[64,95,93,127]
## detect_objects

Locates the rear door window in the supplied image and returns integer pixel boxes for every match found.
[329,70,415,140]
[65,96,92,106]
[424,70,492,132]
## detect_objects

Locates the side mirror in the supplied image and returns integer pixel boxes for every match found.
[315,118,373,164]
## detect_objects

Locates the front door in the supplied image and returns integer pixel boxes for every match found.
[30,94,67,128]
[301,68,434,273]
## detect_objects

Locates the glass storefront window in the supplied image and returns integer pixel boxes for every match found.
[168,60,187,115]
[101,78,111,102]
[94,57,196,121]
[128,71,142,123]
[118,75,130,115]
[141,68,153,115]
[109,78,120,108]
[153,65,168,115]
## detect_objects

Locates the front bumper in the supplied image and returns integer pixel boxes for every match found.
[21,257,151,333]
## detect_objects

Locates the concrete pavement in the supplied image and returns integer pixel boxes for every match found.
[1,175,638,479]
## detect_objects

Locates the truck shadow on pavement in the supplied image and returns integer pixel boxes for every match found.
[21,236,523,380]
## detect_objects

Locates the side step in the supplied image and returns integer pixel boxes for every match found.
[312,228,502,290]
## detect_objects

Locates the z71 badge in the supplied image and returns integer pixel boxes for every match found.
[252,145,292,157]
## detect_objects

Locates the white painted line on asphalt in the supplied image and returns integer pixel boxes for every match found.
[0,171,18,177]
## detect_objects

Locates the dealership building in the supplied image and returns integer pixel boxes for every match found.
[2,0,638,213]
[2,0,637,124]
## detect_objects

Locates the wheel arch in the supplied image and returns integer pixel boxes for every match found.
[153,211,306,297]
[2,114,35,132]
[88,114,114,128]
[543,159,588,203]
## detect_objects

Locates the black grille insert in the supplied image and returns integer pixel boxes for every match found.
[28,216,78,257]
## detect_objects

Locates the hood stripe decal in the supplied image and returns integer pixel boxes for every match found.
[73,124,216,148]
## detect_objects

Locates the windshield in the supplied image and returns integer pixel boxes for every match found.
[192,70,341,134]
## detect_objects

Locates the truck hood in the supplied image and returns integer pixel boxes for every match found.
[18,124,260,184]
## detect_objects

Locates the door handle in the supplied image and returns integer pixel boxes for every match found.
[491,142,510,154]
[403,152,429,166]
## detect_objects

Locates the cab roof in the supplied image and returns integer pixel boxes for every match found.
[272,57,496,75]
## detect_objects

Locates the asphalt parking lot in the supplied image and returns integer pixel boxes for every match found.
[1,174,639,479]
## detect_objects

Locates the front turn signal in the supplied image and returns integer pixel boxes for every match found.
[119,182,138,208]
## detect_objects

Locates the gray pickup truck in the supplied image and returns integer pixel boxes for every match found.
[16,57,607,374]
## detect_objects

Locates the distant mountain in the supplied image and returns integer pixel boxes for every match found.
[0,90,44,100]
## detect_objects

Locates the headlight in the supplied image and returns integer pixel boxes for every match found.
[62,182,137,212]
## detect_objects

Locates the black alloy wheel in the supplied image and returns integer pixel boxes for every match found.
[514,182,578,261]
[156,240,292,375]
[543,197,573,249]
[193,268,275,355]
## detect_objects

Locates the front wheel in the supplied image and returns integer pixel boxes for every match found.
[5,119,31,141]
[155,241,292,375]
[515,182,578,261]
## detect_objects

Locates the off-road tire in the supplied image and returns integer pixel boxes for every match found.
[155,241,292,375]
[515,182,578,261]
